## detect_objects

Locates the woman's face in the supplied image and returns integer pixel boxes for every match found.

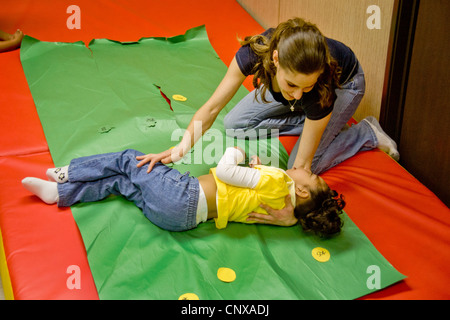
[272,50,322,101]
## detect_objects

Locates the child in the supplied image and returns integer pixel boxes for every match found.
[22,147,345,237]
[0,29,24,53]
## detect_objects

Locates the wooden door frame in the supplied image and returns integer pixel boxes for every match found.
[379,0,420,143]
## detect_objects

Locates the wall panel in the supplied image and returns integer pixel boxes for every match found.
[237,0,280,29]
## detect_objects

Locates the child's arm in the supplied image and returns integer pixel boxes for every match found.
[215,147,261,189]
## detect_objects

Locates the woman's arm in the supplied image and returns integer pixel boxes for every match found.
[137,57,247,172]
[247,195,298,226]
[291,113,331,170]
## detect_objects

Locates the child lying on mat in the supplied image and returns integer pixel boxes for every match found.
[22,147,345,236]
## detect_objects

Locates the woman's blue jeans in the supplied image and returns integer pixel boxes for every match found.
[57,149,200,231]
[224,63,377,174]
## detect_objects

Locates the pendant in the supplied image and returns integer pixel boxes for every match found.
[289,99,297,112]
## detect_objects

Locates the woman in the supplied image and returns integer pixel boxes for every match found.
[223,17,364,172]
[136,18,397,225]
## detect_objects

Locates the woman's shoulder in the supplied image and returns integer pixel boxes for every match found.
[235,28,274,76]
[325,37,358,84]
[325,37,356,60]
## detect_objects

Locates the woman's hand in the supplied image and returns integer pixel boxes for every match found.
[292,115,331,171]
[136,146,184,173]
[246,195,298,227]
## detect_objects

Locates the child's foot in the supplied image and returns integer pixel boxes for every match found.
[363,116,400,161]
[0,29,24,52]
[46,166,69,183]
[22,177,58,204]
[11,29,24,43]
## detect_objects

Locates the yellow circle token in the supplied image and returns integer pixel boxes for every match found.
[217,267,236,282]
[178,293,199,300]
[312,247,331,262]
[172,94,187,101]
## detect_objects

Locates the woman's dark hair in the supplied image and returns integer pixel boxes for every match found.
[240,17,341,108]
[294,185,345,238]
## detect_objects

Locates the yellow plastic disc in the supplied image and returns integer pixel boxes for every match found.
[172,94,187,101]
[311,247,330,262]
[178,293,199,300]
[217,267,236,283]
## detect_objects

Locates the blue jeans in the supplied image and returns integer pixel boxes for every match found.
[224,63,373,174]
[57,149,200,231]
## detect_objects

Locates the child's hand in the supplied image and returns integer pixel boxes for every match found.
[249,155,261,168]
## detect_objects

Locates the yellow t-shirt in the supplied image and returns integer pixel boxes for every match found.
[210,165,296,229]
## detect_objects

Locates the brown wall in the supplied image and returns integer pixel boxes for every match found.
[399,0,450,205]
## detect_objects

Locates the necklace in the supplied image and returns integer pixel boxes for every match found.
[288,99,297,112]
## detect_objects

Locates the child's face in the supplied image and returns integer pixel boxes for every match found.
[285,167,324,192]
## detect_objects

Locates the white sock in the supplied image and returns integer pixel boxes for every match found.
[46,165,69,183]
[22,177,59,204]
[363,116,400,161]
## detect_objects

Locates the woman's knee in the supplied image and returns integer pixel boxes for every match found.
[223,95,258,130]
[224,88,269,130]
[224,111,244,130]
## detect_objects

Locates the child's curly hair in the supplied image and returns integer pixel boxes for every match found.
[294,183,345,237]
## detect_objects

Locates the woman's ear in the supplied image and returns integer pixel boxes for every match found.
[272,50,279,67]
[295,185,310,199]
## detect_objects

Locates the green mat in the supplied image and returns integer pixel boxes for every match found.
[20,26,405,299]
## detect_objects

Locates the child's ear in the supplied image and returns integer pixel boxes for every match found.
[295,185,310,199]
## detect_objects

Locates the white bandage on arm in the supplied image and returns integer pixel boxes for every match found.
[215,147,261,189]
